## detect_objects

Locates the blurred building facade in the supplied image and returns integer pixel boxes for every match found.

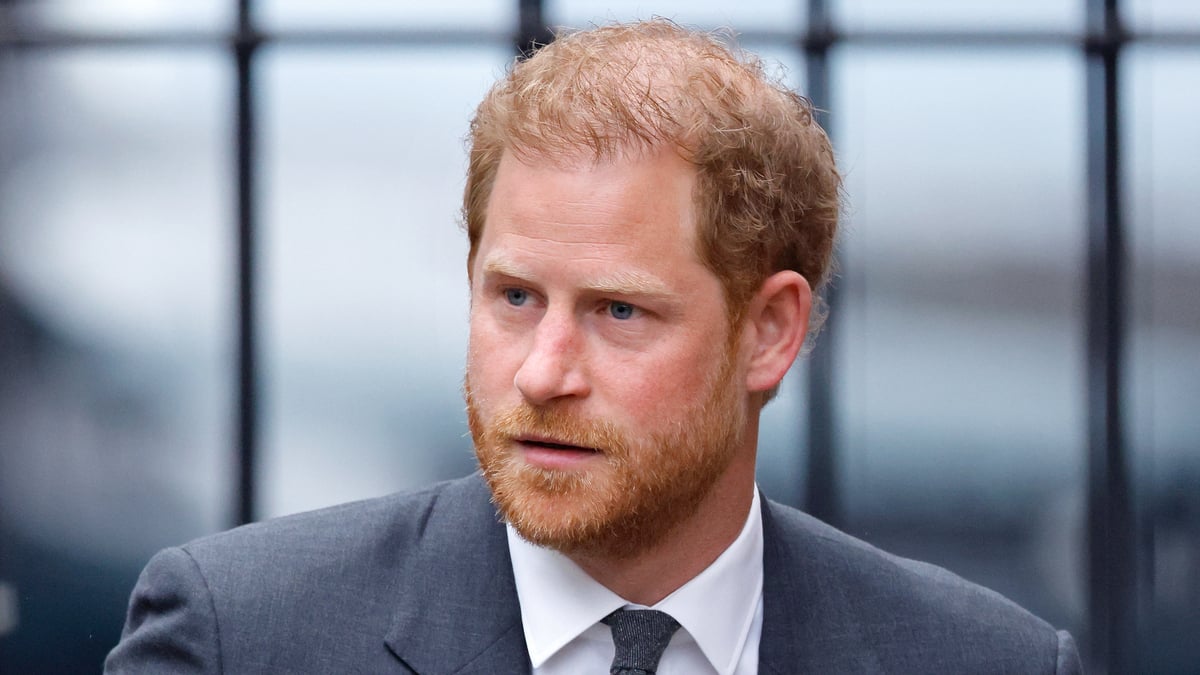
[0,1,1196,673]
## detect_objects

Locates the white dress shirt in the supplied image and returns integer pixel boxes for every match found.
[507,487,763,675]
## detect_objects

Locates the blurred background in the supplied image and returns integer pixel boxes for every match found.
[0,1,1196,673]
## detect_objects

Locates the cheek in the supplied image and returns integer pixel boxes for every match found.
[467,315,520,389]
[607,343,721,420]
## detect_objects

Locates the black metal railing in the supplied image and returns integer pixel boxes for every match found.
[3,2,1195,671]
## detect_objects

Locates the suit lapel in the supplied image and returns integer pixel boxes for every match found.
[383,475,530,674]
[383,480,885,673]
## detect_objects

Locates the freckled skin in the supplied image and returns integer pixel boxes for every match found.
[466,148,764,603]
[468,150,729,420]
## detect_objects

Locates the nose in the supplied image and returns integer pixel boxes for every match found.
[513,310,590,405]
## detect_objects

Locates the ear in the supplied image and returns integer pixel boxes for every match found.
[742,270,811,394]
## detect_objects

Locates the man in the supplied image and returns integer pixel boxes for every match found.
[107,20,1082,674]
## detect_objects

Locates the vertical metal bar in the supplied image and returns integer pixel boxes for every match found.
[234,0,259,526]
[1085,0,1135,672]
[516,0,551,57]
[803,0,842,529]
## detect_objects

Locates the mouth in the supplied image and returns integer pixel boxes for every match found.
[513,435,602,470]
[516,436,599,453]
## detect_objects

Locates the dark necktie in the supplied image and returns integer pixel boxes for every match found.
[602,608,682,675]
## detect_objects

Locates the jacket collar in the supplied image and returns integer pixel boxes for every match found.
[757,496,878,674]
[382,479,876,673]
[383,475,530,674]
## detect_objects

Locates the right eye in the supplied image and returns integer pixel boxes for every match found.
[504,288,529,306]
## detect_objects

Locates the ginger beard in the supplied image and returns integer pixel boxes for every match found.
[466,340,747,561]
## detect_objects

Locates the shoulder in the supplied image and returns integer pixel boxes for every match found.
[172,473,500,613]
[761,499,1081,674]
[181,473,490,571]
[106,474,501,673]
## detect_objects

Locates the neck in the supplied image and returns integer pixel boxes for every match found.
[568,445,758,606]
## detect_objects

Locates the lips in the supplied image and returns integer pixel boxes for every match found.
[516,436,599,453]
[512,434,603,471]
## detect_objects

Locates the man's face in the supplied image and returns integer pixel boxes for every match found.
[465,148,749,560]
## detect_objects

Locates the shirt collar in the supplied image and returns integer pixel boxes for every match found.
[507,487,764,675]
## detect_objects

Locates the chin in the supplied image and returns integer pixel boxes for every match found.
[482,456,622,551]
[482,451,721,561]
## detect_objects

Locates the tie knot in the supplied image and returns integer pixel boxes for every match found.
[602,609,682,675]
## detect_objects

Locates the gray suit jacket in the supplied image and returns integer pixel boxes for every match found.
[105,474,1082,673]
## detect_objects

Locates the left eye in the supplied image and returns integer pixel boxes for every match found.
[608,302,635,320]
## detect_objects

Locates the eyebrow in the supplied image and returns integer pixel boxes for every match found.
[482,256,674,298]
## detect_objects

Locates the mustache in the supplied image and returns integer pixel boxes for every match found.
[486,404,628,456]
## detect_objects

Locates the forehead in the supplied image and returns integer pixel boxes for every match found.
[482,148,699,249]
[471,149,720,301]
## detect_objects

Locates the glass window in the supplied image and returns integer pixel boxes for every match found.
[1125,46,1200,675]
[0,49,230,671]
[1,1,231,33]
[548,0,804,32]
[1126,0,1200,32]
[257,0,515,32]
[259,46,510,519]
[835,0,1081,32]
[833,46,1087,635]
